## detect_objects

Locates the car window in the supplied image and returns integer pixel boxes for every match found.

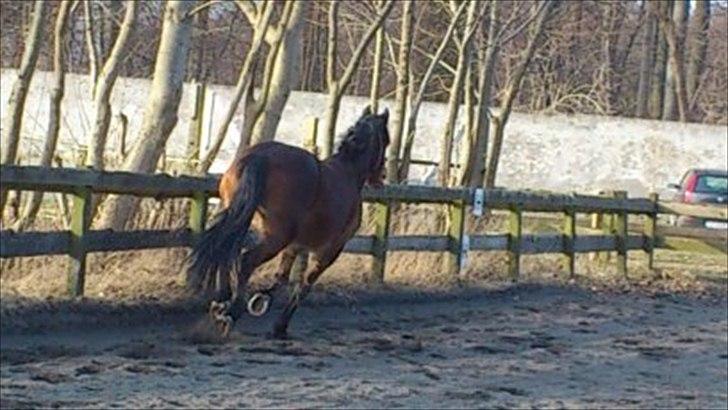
[695,175,728,195]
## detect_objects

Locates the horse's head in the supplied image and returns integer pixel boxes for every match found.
[338,105,390,187]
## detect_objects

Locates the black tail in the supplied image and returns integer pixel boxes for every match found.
[186,156,267,295]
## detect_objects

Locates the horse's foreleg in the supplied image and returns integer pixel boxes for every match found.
[271,247,341,339]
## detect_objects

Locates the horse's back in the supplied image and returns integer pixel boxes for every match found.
[221,142,319,228]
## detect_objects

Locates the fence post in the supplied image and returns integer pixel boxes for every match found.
[508,206,522,280]
[67,186,91,297]
[645,193,658,271]
[446,200,466,277]
[189,190,208,239]
[563,207,576,278]
[371,200,391,283]
[613,191,628,278]
[600,191,615,262]
[588,212,602,261]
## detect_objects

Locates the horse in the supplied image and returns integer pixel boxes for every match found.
[186,106,390,338]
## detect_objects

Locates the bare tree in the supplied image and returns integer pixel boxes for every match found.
[485,1,556,188]
[661,0,687,121]
[98,0,196,230]
[398,1,468,182]
[462,0,500,187]
[199,1,276,172]
[321,0,394,158]
[438,0,479,186]
[659,0,689,122]
[636,1,658,118]
[385,0,414,183]
[686,0,710,112]
[248,0,307,147]
[0,0,46,217]
[369,0,386,114]
[86,1,138,172]
[13,0,73,231]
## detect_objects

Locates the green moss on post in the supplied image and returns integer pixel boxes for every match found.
[189,191,208,240]
[563,208,576,278]
[508,206,522,280]
[68,186,91,297]
[446,200,466,277]
[371,201,391,283]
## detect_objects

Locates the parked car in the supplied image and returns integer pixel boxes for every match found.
[667,168,728,229]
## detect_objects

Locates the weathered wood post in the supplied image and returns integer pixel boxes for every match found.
[291,117,320,282]
[644,193,658,271]
[371,200,391,282]
[446,199,466,277]
[562,207,576,278]
[600,190,615,262]
[67,186,91,297]
[588,211,602,261]
[508,205,522,280]
[614,190,628,278]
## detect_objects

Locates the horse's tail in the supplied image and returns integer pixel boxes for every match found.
[186,156,267,296]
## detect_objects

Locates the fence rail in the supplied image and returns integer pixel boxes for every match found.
[1,165,726,296]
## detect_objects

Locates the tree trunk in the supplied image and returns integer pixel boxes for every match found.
[685,0,709,110]
[397,1,468,182]
[650,1,669,119]
[464,1,499,187]
[660,1,689,122]
[87,1,137,171]
[385,0,413,184]
[199,3,276,171]
[321,0,394,158]
[438,1,478,187]
[98,0,195,230]
[635,1,657,118]
[0,0,46,217]
[84,1,100,89]
[484,114,503,188]
[250,0,307,146]
[369,0,385,114]
[484,1,555,188]
[661,0,686,121]
[13,0,72,231]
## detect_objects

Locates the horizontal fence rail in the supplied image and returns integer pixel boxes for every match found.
[1,165,726,296]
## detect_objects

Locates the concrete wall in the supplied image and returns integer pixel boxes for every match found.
[2,69,726,197]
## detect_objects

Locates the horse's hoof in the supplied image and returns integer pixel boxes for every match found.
[214,314,233,337]
[269,326,288,340]
[247,293,271,317]
[209,300,230,317]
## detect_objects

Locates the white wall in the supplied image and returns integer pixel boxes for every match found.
[2,69,726,197]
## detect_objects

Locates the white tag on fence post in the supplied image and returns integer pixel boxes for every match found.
[460,234,470,271]
[472,188,484,216]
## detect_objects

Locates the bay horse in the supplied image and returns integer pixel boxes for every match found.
[187,106,390,338]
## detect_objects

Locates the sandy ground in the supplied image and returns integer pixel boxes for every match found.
[1,283,727,409]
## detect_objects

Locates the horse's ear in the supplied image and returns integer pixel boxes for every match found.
[381,108,389,122]
[361,105,372,118]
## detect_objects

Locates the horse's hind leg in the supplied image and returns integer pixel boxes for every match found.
[212,236,290,336]
[247,246,298,316]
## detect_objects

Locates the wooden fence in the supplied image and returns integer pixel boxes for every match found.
[1,165,726,297]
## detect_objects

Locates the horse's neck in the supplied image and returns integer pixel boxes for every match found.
[324,154,367,190]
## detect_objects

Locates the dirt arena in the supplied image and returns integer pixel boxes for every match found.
[1,282,726,409]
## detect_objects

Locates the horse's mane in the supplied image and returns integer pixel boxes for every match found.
[336,118,371,158]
